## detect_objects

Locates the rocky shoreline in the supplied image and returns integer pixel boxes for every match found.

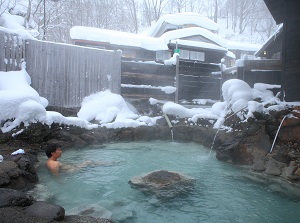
[0,106,300,222]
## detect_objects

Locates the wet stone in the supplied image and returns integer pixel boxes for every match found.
[129,170,195,200]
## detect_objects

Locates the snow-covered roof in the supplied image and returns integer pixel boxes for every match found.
[144,12,219,37]
[70,17,261,56]
[70,26,168,51]
[254,24,283,57]
[160,27,228,48]
[169,39,227,53]
[70,26,229,53]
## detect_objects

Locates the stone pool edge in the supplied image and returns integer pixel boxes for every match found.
[1,109,300,222]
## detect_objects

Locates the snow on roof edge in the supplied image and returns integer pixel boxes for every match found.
[70,26,168,51]
[160,27,228,48]
[254,23,283,57]
[145,12,219,37]
[169,39,227,53]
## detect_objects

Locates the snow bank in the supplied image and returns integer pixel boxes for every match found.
[222,79,253,114]
[77,90,139,124]
[77,90,163,129]
[0,68,97,133]
[0,68,286,133]
[162,101,216,120]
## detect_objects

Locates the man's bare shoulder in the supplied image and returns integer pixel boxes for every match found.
[46,159,61,174]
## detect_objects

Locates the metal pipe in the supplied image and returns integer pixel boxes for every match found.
[269,115,287,154]
[164,114,173,129]
[175,54,179,103]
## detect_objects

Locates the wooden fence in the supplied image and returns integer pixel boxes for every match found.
[121,60,175,101]
[0,31,122,107]
[121,59,221,102]
[237,60,282,87]
[178,61,221,101]
[1,30,221,106]
[0,31,26,71]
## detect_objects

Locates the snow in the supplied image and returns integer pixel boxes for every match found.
[77,90,139,124]
[0,68,98,133]
[227,40,261,52]
[11,149,25,155]
[144,12,220,37]
[0,7,293,135]
[169,39,227,52]
[0,25,36,40]
[121,84,176,94]
[222,79,253,106]
[235,59,245,67]
[255,24,283,57]
[70,14,261,56]
[226,51,236,59]
[70,25,229,53]
[0,6,38,39]
[0,65,290,134]
[160,27,227,47]
[70,26,168,51]
[164,53,178,65]
[0,12,24,30]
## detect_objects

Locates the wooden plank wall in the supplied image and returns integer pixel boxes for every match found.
[243,70,281,87]
[121,60,221,102]
[121,61,175,101]
[25,40,121,107]
[178,61,221,100]
[0,31,26,72]
[237,59,282,94]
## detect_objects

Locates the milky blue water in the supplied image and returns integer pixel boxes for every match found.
[34,141,300,223]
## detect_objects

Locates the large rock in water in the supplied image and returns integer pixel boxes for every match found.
[128,170,195,199]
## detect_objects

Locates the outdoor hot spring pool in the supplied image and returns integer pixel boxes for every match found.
[33,141,300,223]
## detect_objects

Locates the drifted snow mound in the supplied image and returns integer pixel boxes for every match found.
[0,68,48,132]
[77,90,161,129]
[222,79,253,113]
[77,90,138,123]
[0,68,97,133]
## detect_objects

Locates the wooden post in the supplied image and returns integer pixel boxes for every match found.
[220,59,224,101]
[175,54,179,103]
[0,31,5,71]
[114,50,122,94]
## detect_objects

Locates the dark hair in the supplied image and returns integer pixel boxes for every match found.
[45,143,61,158]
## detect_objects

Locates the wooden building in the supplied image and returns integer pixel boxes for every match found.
[70,26,227,64]
[263,0,300,102]
[255,25,283,60]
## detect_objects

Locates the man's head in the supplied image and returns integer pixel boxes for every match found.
[45,143,62,158]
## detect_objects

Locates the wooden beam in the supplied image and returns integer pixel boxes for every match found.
[243,60,282,71]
